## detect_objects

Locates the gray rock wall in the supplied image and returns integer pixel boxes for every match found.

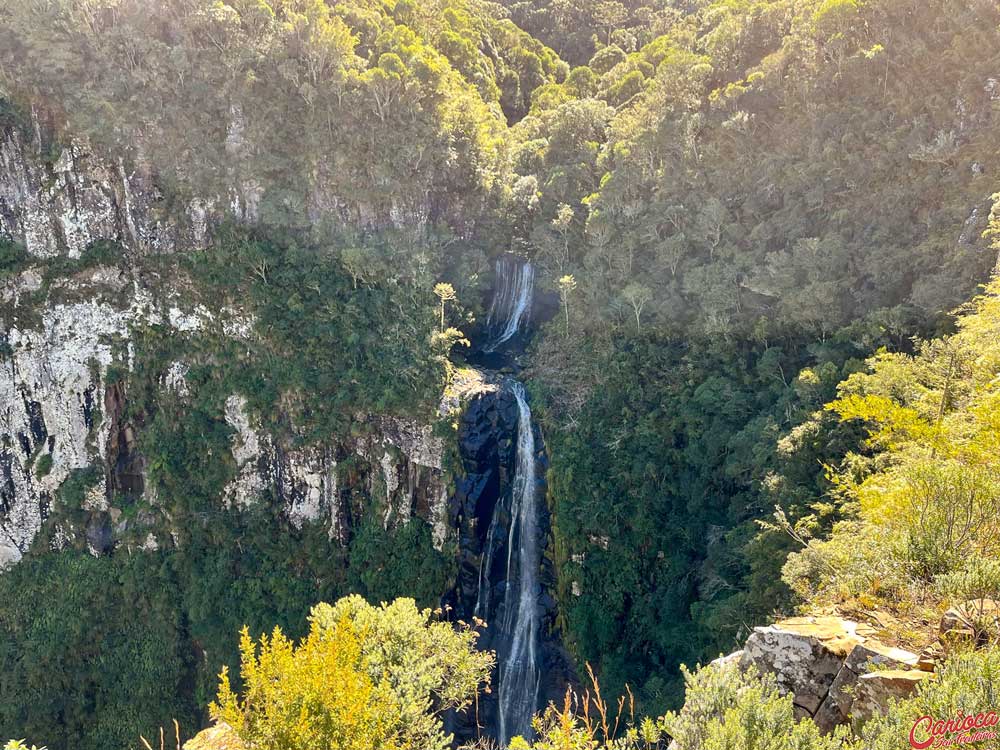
[0,123,452,567]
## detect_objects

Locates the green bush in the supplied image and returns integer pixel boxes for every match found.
[56,466,102,510]
[0,239,28,279]
[662,661,853,750]
[32,453,52,480]
[935,556,1000,605]
[77,239,123,268]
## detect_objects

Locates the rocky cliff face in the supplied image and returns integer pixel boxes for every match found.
[0,101,472,256]
[0,121,206,258]
[0,269,451,564]
[222,393,450,547]
[0,121,452,567]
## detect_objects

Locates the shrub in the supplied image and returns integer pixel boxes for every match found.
[781,520,906,604]
[33,453,52,480]
[935,556,1000,604]
[935,556,1000,647]
[895,461,1000,580]
[77,239,123,268]
[56,466,103,509]
[662,661,852,750]
[214,596,493,750]
[213,618,398,750]
[0,238,28,278]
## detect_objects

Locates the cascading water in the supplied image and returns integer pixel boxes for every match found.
[450,254,567,747]
[485,257,534,352]
[477,381,542,745]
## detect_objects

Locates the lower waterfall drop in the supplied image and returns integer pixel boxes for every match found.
[495,380,542,745]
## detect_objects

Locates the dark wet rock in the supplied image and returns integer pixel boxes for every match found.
[85,512,113,554]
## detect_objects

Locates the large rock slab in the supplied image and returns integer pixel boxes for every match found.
[740,616,876,715]
[742,615,925,733]
[851,670,933,728]
[813,640,919,732]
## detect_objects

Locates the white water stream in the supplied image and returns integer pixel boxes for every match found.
[495,381,542,745]
[485,257,534,352]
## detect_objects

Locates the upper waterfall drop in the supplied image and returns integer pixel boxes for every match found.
[485,256,534,352]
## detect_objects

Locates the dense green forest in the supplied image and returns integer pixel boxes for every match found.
[2,0,1000,747]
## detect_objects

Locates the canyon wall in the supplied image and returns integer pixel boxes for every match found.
[0,122,451,566]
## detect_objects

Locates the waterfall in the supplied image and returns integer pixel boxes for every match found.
[485,257,534,352]
[494,381,542,745]
[464,261,546,744]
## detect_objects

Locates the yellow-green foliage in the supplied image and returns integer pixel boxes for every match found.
[660,661,853,750]
[213,617,397,750]
[785,280,1000,606]
[213,596,494,750]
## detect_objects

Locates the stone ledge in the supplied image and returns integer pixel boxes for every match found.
[741,615,920,731]
[183,723,244,750]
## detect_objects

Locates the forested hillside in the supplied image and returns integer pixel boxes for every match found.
[520,0,1000,705]
[1,0,999,747]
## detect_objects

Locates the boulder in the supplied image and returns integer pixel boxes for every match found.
[851,670,933,728]
[710,650,744,668]
[183,723,244,750]
[916,643,943,672]
[670,617,929,743]
[940,599,1000,646]
[740,616,876,715]
[813,640,919,732]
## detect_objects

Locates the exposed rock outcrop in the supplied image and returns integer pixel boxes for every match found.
[741,616,875,716]
[183,723,243,750]
[0,124,199,257]
[1,281,145,564]
[0,283,448,568]
[739,616,924,733]
[940,599,1000,646]
[851,670,933,728]
[222,394,448,547]
[813,638,922,732]
[0,282,451,566]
